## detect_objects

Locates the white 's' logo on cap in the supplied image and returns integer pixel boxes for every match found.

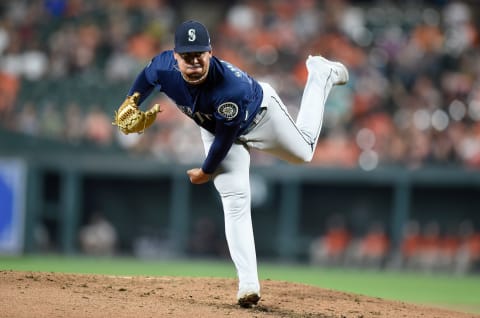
[188,29,196,42]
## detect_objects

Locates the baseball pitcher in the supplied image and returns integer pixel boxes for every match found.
[113,20,348,308]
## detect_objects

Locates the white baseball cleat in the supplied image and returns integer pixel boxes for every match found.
[306,55,349,86]
[237,290,261,308]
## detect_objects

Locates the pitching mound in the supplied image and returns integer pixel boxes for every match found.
[1,270,477,318]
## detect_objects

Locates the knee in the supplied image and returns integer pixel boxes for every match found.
[292,157,311,165]
[287,153,312,165]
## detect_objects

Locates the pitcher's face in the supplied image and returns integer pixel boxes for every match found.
[175,51,212,85]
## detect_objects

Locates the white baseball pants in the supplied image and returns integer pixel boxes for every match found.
[200,59,336,296]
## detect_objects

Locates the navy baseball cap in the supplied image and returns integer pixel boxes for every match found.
[174,20,212,53]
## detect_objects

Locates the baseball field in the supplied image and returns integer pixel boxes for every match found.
[1,255,479,318]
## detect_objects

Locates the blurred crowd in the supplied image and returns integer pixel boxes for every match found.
[309,214,480,274]
[1,0,480,169]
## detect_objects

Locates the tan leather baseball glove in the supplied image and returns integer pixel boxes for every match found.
[112,92,162,134]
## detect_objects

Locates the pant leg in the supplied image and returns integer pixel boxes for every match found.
[241,71,335,163]
[200,128,260,294]
[295,63,335,149]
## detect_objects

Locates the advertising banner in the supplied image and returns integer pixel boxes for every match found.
[0,159,26,254]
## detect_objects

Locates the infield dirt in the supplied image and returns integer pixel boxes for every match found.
[1,270,478,318]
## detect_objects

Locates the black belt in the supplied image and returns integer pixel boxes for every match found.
[242,107,267,135]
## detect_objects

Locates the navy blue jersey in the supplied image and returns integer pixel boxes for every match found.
[127,50,263,174]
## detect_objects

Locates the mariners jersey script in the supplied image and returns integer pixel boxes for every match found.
[142,51,262,134]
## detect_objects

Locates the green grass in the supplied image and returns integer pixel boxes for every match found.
[1,255,480,314]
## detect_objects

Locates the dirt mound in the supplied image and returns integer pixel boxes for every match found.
[0,270,477,318]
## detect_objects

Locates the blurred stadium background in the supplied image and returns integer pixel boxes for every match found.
[1,0,480,279]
